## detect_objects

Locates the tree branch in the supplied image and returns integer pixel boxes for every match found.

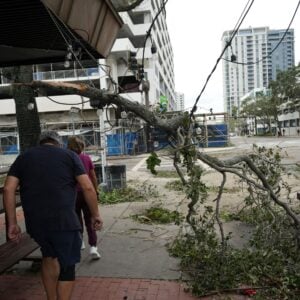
[16,81,185,133]
[15,80,300,238]
[197,151,300,229]
[214,172,226,246]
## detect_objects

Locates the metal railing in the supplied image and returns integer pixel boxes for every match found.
[33,67,100,81]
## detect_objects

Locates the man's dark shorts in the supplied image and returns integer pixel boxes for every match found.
[33,230,82,267]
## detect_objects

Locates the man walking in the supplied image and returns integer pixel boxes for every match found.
[3,131,103,300]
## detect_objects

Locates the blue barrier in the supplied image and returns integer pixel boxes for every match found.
[3,145,18,154]
[106,132,140,156]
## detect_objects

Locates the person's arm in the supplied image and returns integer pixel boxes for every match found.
[89,169,98,192]
[3,176,22,241]
[76,174,103,230]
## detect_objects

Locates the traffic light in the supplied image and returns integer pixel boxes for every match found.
[137,64,144,80]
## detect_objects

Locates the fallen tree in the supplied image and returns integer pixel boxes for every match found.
[15,80,300,298]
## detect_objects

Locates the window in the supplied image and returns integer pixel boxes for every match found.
[118,76,139,93]
[290,119,296,127]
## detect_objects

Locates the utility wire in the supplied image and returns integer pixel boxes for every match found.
[189,0,255,118]
[229,0,253,41]
[42,1,140,104]
[44,1,127,95]
[43,2,118,91]
[40,0,145,110]
[141,0,168,76]
[223,0,300,66]
[45,95,90,106]
[43,3,96,89]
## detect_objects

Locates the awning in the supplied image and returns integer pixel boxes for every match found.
[0,0,123,67]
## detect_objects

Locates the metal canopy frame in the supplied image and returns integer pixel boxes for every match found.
[0,0,123,67]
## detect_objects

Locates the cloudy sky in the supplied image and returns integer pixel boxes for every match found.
[166,0,300,113]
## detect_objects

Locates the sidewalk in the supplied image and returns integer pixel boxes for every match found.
[0,275,201,300]
[0,209,249,300]
[0,195,202,300]
[0,169,250,300]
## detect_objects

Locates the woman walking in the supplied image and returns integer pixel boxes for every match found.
[68,136,101,259]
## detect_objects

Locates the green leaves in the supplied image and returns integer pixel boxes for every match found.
[168,144,300,298]
[99,183,159,204]
[132,206,184,225]
[146,152,161,175]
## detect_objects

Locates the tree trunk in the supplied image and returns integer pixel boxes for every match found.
[9,66,41,152]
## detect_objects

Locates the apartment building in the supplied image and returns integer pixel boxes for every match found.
[175,92,185,111]
[222,27,295,115]
[100,0,175,111]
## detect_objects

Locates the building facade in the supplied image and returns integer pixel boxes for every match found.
[99,0,175,111]
[175,92,185,111]
[222,27,295,115]
[0,0,175,154]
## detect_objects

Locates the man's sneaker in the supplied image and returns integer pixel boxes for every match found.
[81,241,85,250]
[90,246,101,260]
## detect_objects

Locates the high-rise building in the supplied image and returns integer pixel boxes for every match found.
[222,27,295,115]
[175,92,185,111]
[100,0,176,111]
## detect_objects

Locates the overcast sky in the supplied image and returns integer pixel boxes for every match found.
[166,0,300,113]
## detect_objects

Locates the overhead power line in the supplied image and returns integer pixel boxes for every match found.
[222,0,300,66]
[189,0,255,118]
[42,1,143,104]
[141,0,169,79]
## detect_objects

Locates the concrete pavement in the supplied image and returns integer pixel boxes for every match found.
[0,151,255,299]
[0,174,196,300]
[0,194,182,281]
[0,202,249,300]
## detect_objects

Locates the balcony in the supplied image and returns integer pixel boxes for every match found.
[33,67,100,81]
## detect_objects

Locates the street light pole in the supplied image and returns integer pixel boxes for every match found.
[97,109,107,185]
[141,79,151,152]
[71,114,75,135]
[70,106,80,135]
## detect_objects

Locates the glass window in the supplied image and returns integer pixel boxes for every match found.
[118,76,139,93]
[290,119,296,127]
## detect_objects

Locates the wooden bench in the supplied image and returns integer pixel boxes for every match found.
[0,186,40,274]
[0,232,39,274]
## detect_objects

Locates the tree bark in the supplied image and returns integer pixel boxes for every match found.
[7,66,41,152]
[21,80,186,134]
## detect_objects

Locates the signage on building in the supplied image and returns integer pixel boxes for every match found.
[159,95,168,112]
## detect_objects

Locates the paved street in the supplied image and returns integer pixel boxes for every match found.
[230,135,300,150]
[1,136,300,174]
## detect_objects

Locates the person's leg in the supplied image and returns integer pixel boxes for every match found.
[75,193,84,235]
[38,230,81,299]
[76,192,86,249]
[82,200,97,246]
[56,231,81,299]
[41,257,60,300]
[57,265,76,300]
[82,201,100,259]
[57,281,74,300]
